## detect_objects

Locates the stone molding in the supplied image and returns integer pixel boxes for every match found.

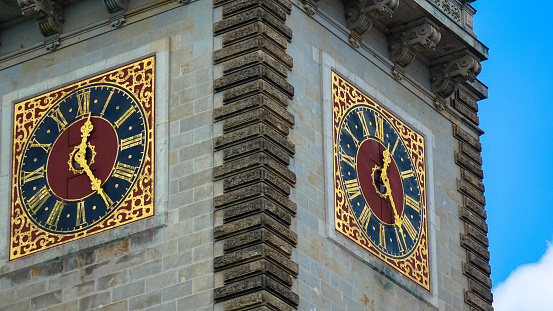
[213,0,298,309]
[17,0,64,50]
[430,53,482,98]
[452,122,494,311]
[103,0,128,28]
[388,18,441,68]
[344,0,399,46]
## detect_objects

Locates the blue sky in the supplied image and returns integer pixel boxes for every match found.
[473,1,553,308]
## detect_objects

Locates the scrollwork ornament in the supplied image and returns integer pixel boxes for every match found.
[18,0,64,37]
[344,0,398,36]
[430,54,481,98]
[389,21,441,68]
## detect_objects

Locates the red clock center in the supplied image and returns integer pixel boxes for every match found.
[356,139,404,224]
[47,117,118,200]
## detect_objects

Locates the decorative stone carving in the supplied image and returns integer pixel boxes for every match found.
[344,0,399,45]
[299,0,318,16]
[389,19,441,68]
[391,64,404,81]
[430,54,481,98]
[103,0,127,28]
[18,0,64,39]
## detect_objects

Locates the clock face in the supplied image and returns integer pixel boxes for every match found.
[10,57,155,260]
[18,83,147,234]
[337,105,423,259]
[332,72,429,290]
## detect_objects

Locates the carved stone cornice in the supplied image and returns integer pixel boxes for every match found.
[103,0,128,28]
[344,0,399,47]
[17,0,64,37]
[388,18,441,68]
[430,53,481,98]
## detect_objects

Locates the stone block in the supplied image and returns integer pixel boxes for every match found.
[214,124,294,155]
[97,271,129,291]
[222,198,292,225]
[458,180,486,205]
[215,94,292,124]
[464,197,487,221]
[162,281,193,302]
[78,291,111,311]
[214,244,298,276]
[453,124,482,152]
[456,153,484,179]
[112,280,146,301]
[214,65,294,97]
[468,279,493,303]
[223,108,291,135]
[61,280,95,300]
[451,99,479,125]
[460,234,490,261]
[214,153,296,184]
[223,79,289,106]
[222,138,290,165]
[465,291,493,311]
[223,169,291,194]
[457,89,479,112]
[223,228,294,255]
[128,290,162,310]
[222,259,293,286]
[214,183,297,215]
[459,142,483,165]
[222,22,288,50]
[463,262,491,288]
[465,223,489,247]
[95,300,128,311]
[214,213,297,244]
[461,169,484,191]
[223,0,288,22]
[460,206,489,233]
[1,301,31,311]
[15,281,46,300]
[467,251,491,275]
[213,8,292,41]
[223,51,288,78]
[214,275,298,306]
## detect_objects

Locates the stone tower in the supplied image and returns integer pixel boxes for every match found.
[0,0,491,310]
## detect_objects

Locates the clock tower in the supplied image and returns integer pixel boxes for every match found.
[0,0,491,310]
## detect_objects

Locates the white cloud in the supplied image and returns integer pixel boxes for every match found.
[493,242,553,311]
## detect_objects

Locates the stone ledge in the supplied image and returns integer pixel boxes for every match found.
[214,275,299,306]
[214,153,296,184]
[223,169,291,195]
[463,263,491,288]
[223,138,291,165]
[221,198,293,226]
[459,142,483,165]
[214,65,294,97]
[214,244,299,276]
[214,183,297,215]
[460,206,488,233]
[223,80,289,106]
[460,234,490,261]
[214,123,295,155]
[223,22,288,50]
[456,153,484,179]
[223,108,291,135]
[223,0,288,22]
[214,213,298,244]
[223,50,289,78]
[453,124,482,152]
[215,94,293,128]
[213,8,292,41]
[215,37,293,70]
[469,279,493,303]
[465,223,489,247]
[215,0,292,13]
[223,228,294,255]
[461,169,484,191]
[458,180,486,206]
[464,197,487,221]
[467,251,491,275]
[452,99,479,125]
[222,259,293,286]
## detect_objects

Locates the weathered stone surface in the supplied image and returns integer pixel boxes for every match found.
[214,275,298,306]
[214,244,298,276]
[461,169,484,191]
[214,65,294,97]
[223,50,289,78]
[223,80,289,106]
[222,290,295,311]
[215,0,292,13]
[463,263,491,288]
[214,213,298,244]
[223,168,290,195]
[467,251,492,275]
[465,291,494,311]
[223,138,290,165]
[215,94,293,123]
[457,88,479,112]
[213,8,292,41]
[214,123,294,155]
[452,99,479,125]
[460,142,483,165]
[223,228,293,255]
[222,260,293,286]
[460,206,489,233]
[456,153,484,179]
[223,108,291,135]
[469,279,493,303]
[454,124,482,152]
[214,153,295,184]
[460,234,490,261]
[223,22,288,50]
[464,197,487,220]
[215,37,293,70]
[214,183,297,215]
[223,0,287,22]
[458,180,486,205]
[465,223,489,247]
[222,198,293,225]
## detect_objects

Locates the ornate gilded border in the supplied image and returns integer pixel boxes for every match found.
[10,56,155,260]
[332,71,430,290]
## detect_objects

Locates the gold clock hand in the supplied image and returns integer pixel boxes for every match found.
[380,148,408,248]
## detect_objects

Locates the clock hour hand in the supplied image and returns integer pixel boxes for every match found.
[380,147,408,247]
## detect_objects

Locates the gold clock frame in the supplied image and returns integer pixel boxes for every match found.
[332,71,430,290]
[9,57,156,260]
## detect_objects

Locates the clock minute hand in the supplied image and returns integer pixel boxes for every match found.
[381,148,408,248]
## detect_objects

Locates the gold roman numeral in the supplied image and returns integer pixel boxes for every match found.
[76,201,87,227]
[358,204,372,231]
[356,111,370,137]
[402,215,418,241]
[400,169,415,180]
[120,133,143,151]
[374,114,384,142]
[101,91,114,116]
[343,178,362,200]
[395,225,405,253]
[342,123,359,147]
[405,195,420,212]
[46,200,65,227]
[112,162,138,182]
[390,137,399,156]
[379,223,387,250]
[98,188,114,209]
[22,165,45,184]
[50,108,68,132]
[340,150,356,168]
[27,186,50,214]
[76,90,91,117]
[115,107,135,128]
[30,138,51,153]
